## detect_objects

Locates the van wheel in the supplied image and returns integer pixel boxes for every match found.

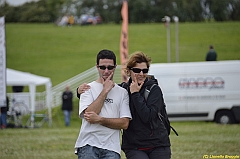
[215,111,235,124]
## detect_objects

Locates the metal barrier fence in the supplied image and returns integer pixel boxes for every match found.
[51,65,123,108]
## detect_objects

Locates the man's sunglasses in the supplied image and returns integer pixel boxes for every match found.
[98,65,116,70]
[130,68,149,74]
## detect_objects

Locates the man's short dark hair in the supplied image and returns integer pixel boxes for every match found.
[96,49,116,65]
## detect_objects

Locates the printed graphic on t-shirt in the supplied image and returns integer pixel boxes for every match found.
[105,98,113,104]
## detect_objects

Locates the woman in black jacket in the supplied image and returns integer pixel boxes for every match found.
[120,51,171,159]
[77,51,171,159]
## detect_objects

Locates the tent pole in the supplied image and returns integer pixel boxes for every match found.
[29,84,36,128]
[46,82,52,126]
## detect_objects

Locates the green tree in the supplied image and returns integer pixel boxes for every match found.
[173,0,204,22]
[45,0,65,22]
[128,0,152,23]
[19,3,50,22]
[229,0,240,20]
[0,2,21,22]
[150,0,175,22]
[205,0,229,21]
[1,0,240,23]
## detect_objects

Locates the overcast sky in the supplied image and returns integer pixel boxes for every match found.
[5,0,38,6]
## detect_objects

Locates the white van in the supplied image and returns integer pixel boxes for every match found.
[149,60,240,124]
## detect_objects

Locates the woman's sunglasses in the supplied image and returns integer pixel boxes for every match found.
[98,65,116,70]
[130,68,149,74]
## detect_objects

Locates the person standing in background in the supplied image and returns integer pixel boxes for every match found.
[206,45,217,61]
[62,85,73,126]
[0,96,9,129]
[68,15,75,27]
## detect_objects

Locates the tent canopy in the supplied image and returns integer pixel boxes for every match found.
[6,68,50,86]
[6,68,52,126]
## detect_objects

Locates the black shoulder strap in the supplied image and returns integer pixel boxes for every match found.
[170,125,179,136]
[120,82,129,90]
[144,84,157,101]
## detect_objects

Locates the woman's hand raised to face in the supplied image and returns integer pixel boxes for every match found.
[130,74,144,94]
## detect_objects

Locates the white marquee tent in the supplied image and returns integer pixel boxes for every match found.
[6,68,52,126]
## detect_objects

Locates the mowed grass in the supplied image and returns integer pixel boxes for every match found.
[0,120,239,159]
[3,22,240,159]
[6,22,240,86]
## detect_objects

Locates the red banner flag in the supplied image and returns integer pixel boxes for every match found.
[120,0,128,82]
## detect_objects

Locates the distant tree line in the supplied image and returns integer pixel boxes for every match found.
[0,0,240,23]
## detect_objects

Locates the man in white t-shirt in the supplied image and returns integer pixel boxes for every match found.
[75,49,132,159]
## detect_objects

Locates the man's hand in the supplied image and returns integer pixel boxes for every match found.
[78,83,90,94]
[84,111,102,124]
[83,73,115,115]
[84,111,130,130]
[101,72,115,93]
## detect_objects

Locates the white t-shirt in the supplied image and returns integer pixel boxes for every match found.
[75,81,132,154]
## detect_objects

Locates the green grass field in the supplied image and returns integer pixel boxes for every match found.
[1,120,239,159]
[2,22,240,159]
[6,22,240,86]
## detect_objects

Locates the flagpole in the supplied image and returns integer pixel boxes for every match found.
[173,16,179,62]
[164,16,171,63]
[120,0,128,82]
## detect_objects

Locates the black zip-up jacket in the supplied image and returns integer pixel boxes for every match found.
[62,91,73,111]
[121,77,171,150]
